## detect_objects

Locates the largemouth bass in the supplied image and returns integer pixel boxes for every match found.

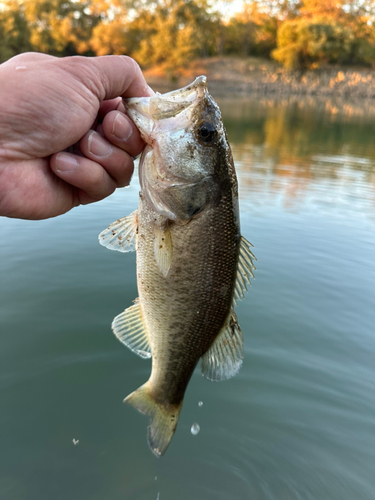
[99,76,256,457]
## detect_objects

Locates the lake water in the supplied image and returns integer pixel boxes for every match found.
[1,96,375,500]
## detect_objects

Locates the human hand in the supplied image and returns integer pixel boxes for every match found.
[0,52,153,219]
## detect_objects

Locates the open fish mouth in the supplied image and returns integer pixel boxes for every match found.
[125,76,208,122]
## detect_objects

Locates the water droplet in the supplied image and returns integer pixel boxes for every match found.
[155,476,158,481]
[198,401,203,407]
[72,438,79,446]
[191,423,200,435]
[156,492,160,500]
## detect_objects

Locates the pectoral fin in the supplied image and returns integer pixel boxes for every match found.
[98,210,138,252]
[153,223,173,277]
[200,310,244,381]
[112,300,151,359]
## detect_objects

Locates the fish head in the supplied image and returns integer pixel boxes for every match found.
[125,76,233,220]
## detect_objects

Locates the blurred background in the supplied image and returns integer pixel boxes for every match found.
[2,0,375,79]
[1,1,375,499]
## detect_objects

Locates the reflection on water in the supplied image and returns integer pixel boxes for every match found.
[219,97,375,221]
[1,97,375,500]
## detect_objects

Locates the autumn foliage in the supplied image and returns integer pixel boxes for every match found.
[1,0,375,71]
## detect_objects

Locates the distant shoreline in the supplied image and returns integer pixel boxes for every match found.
[144,56,375,101]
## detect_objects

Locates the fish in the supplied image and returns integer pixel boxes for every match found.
[98,76,256,457]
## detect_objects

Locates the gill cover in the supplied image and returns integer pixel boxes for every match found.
[125,77,225,221]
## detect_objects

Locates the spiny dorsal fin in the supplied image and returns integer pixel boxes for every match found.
[112,300,151,359]
[233,236,257,307]
[98,211,138,253]
[153,223,173,277]
[200,309,244,381]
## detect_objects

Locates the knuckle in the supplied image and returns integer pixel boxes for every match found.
[110,154,133,186]
[90,175,116,200]
[120,55,141,74]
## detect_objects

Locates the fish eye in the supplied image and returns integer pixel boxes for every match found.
[197,122,217,143]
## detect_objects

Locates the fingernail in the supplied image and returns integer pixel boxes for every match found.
[88,131,112,158]
[112,112,132,141]
[55,152,78,173]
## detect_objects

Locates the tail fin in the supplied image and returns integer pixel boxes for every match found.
[124,383,182,457]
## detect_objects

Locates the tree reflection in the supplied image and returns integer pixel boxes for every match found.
[220,97,375,214]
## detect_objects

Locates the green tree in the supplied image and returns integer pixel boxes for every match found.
[90,18,129,56]
[0,1,32,62]
[272,18,356,69]
[129,0,221,77]
[225,1,277,58]
[22,0,99,55]
[0,0,104,60]
[273,0,375,70]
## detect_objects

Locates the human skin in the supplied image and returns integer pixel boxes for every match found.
[0,52,153,220]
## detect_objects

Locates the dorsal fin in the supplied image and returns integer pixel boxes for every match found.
[200,309,244,381]
[233,236,257,307]
[112,300,151,359]
[98,211,138,253]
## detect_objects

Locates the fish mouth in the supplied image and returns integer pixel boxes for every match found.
[125,76,208,123]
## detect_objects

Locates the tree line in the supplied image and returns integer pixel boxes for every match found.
[1,0,375,72]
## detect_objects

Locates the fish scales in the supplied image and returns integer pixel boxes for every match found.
[98,76,255,457]
[137,188,239,405]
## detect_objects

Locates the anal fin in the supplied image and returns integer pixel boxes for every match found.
[200,309,244,381]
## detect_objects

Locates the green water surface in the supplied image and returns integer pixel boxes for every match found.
[1,96,375,500]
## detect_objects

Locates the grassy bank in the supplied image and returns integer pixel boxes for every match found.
[144,57,375,99]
